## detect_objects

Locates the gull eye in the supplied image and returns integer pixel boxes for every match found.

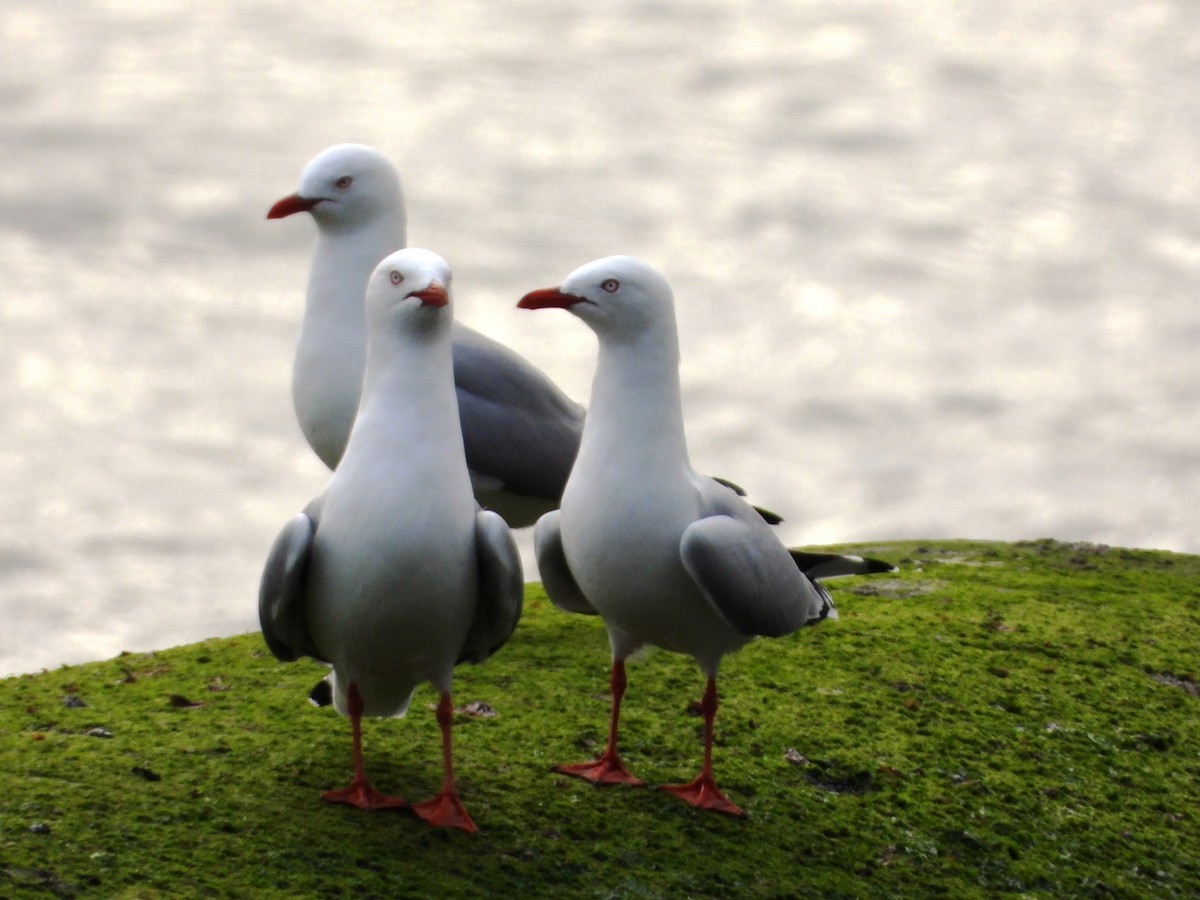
[601,278,620,293]
[335,176,353,189]
[389,270,403,285]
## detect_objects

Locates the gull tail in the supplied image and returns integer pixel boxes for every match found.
[790,550,897,581]
[790,550,898,624]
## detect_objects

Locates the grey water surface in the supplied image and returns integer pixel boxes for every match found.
[2,1,1197,675]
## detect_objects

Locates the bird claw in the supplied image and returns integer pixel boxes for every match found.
[554,755,646,787]
[321,779,408,811]
[412,791,477,833]
[660,774,746,817]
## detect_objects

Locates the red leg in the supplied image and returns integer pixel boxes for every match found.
[321,682,408,810]
[412,693,477,833]
[660,677,746,817]
[555,658,645,786]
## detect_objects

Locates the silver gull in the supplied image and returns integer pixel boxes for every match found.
[268,144,583,526]
[519,256,894,817]
[260,248,523,832]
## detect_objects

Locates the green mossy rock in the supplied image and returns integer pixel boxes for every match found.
[3,540,1198,897]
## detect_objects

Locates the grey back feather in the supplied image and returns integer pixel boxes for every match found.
[453,324,584,503]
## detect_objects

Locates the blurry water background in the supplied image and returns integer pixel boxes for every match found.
[2,1,1197,676]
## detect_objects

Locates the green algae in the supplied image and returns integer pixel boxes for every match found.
[2,539,1198,897]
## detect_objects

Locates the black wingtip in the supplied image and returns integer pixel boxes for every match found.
[860,556,899,574]
[753,505,785,525]
[710,476,747,496]
[789,550,899,580]
[309,680,333,707]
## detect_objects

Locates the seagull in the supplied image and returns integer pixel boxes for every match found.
[259,248,524,833]
[518,256,895,817]
[268,143,583,526]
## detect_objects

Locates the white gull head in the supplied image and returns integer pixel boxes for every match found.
[364,247,452,340]
[267,143,406,234]
[517,255,675,344]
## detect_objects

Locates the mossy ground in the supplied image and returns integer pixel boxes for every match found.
[2,540,1198,898]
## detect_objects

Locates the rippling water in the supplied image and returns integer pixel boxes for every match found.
[2,1,1197,675]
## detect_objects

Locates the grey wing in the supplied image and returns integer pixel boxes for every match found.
[532,510,599,615]
[459,509,525,665]
[680,514,832,638]
[258,512,326,663]
[451,323,584,504]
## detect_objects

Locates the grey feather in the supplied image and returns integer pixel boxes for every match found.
[532,510,599,615]
[453,324,584,504]
[458,509,525,664]
[258,512,326,663]
[680,515,829,638]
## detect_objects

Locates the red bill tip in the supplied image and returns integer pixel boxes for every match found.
[267,193,322,219]
[517,287,582,310]
[409,283,449,307]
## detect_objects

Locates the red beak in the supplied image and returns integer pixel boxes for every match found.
[408,283,449,308]
[267,193,322,219]
[517,287,583,310]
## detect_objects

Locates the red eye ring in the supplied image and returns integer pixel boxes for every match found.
[601,278,620,293]
[335,176,353,189]
[389,270,403,285]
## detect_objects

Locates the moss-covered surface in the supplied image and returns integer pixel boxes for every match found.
[2,539,1198,897]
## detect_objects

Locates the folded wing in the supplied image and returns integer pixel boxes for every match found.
[258,512,326,663]
[680,515,832,638]
[531,510,599,615]
[458,508,525,664]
